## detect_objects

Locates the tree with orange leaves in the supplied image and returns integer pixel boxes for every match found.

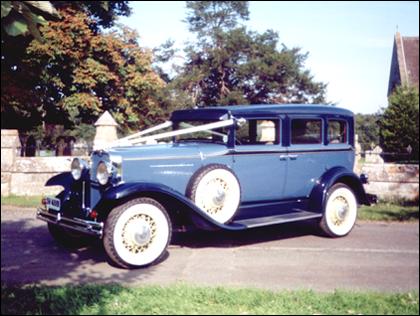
[2,6,166,133]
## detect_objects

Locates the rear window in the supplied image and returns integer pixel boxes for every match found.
[328,120,348,144]
[291,119,322,144]
[236,119,279,145]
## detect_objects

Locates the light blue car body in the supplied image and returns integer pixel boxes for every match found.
[42,104,372,233]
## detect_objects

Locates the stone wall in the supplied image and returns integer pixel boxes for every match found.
[8,156,75,196]
[1,112,117,197]
[1,129,84,196]
[360,163,419,201]
[1,129,20,196]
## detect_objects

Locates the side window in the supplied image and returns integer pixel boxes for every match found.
[328,120,348,144]
[291,119,322,144]
[236,119,279,145]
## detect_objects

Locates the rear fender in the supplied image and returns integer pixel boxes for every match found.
[309,167,370,213]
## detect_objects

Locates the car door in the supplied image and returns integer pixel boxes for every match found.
[232,117,287,203]
[283,115,327,199]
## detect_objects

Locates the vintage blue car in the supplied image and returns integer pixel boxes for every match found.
[37,104,374,268]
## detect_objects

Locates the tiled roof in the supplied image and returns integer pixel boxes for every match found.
[388,33,419,95]
[402,36,419,90]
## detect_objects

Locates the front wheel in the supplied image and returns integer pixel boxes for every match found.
[319,183,358,237]
[103,197,172,268]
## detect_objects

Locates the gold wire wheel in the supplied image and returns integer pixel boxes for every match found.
[121,214,157,254]
[200,177,230,215]
[329,196,350,226]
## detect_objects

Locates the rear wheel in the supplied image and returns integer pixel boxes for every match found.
[103,197,172,268]
[320,183,358,237]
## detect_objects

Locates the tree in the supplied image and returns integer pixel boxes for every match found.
[1,1,59,41]
[355,113,380,151]
[1,7,165,132]
[54,1,131,31]
[379,86,419,161]
[175,1,326,106]
[1,1,135,132]
[1,1,130,40]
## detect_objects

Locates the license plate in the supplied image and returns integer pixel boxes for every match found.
[46,197,61,212]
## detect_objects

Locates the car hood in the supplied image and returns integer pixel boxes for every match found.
[106,142,230,161]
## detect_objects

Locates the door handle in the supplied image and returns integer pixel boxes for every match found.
[288,154,298,160]
[279,155,288,161]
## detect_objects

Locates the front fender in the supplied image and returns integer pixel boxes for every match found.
[100,182,245,231]
[45,172,74,190]
[309,167,370,213]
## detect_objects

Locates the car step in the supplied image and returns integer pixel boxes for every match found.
[232,210,322,229]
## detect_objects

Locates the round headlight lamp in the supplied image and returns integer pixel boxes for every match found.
[96,161,110,185]
[71,158,86,180]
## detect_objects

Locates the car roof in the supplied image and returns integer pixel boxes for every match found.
[171,104,354,121]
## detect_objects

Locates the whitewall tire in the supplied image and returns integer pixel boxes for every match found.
[188,164,241,224]
[104,197,172,268]
[320,183,358,237]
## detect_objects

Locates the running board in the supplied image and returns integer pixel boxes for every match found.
[232,210,322,229]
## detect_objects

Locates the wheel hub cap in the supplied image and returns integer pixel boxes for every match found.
[201,178,229,214]
[133,220,152,246]
[212,187,226,205]
[332,196,349,225]
[122,214,156,253]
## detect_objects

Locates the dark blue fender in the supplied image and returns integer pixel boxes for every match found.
[45,172,74,189]
[309,167,370,213]
[100,182,246,231]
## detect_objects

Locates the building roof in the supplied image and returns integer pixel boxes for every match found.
[388,32,419,96]
[171,104,353,121]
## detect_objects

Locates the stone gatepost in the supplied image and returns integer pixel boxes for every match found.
[365,146,384,164]
[354,134,362,173]
[93,111,118,150]
[1,129,21,196]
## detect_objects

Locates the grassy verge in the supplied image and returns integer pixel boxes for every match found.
[1,195,42,208]
[359,202,419,222]
[1,283,418,315]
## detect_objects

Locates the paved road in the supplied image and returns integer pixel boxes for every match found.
[1,206,418,292]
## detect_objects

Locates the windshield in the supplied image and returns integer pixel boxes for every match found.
[174,121,230,144]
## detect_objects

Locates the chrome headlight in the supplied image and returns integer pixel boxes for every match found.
[71,158,87,180]
[96,161,111,185]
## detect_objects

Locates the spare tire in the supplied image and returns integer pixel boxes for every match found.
[187,164,241,224]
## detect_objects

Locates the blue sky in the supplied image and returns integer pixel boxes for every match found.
[119,1,419,114]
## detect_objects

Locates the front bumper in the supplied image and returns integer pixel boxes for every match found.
[37,208,104,237]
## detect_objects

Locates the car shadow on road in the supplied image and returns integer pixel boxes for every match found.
[171,219,324,248]
[2,215,322,285]
[1,218,162,285]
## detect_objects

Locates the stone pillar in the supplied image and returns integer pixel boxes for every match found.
[365,146,384,164]
[93,111,118,150]
[1,129,21,196]
[354,134,362,173]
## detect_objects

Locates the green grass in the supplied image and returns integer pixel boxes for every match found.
[359,203,419,222]
[1,195,42,208]
[1,283,418,315]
